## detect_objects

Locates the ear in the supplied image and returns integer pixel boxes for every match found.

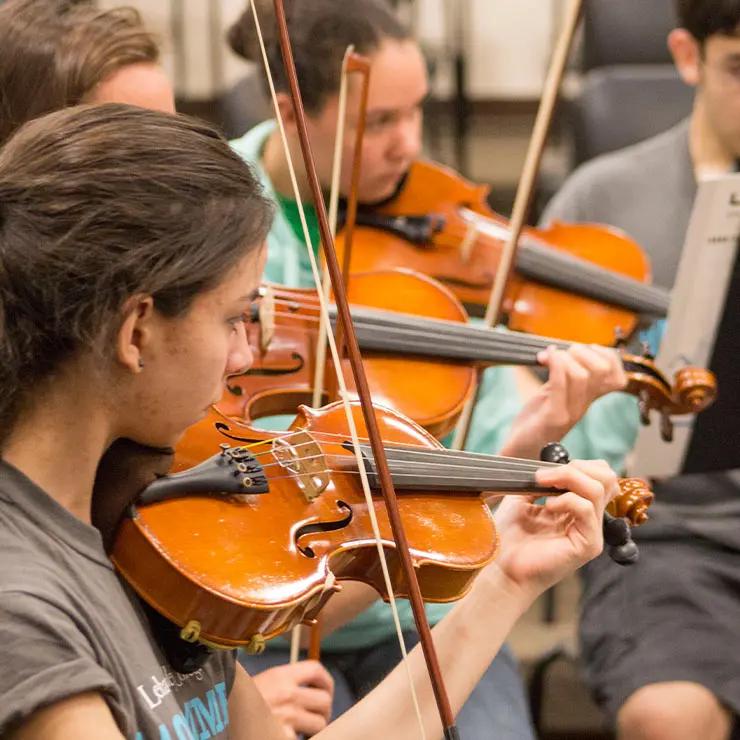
[274,92,298,135]
[116,296,156,373]
[669,28,702,86]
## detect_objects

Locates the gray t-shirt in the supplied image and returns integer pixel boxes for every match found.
[0,460,237,739]
[542,118,696,290]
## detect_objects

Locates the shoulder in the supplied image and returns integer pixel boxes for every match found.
[229,119,277,165]
[542,120,691,224]
[0,588,119,737]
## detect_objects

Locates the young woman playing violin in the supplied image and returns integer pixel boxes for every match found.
[226,1,646,736]
[0,100,621,740]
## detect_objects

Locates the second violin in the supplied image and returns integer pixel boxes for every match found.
[221,268,716,441]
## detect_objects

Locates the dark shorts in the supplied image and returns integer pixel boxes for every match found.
[579,499,740,723]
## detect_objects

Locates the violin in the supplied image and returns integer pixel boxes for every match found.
[219,268,716,441]
[110,400,655,651]
[335,160,672,346]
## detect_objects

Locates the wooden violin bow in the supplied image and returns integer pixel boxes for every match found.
[452,0,584,450]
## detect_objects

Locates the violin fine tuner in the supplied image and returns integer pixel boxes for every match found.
[539,443,639,566]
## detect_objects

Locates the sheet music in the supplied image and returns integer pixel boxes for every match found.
[627,172,740,478]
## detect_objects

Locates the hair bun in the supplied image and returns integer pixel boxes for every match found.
[227,0,281,62]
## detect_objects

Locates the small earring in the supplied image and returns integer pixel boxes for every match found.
[138,358,144,369]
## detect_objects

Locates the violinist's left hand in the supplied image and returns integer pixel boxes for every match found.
[500,344,626,460]
[488,459,618,603]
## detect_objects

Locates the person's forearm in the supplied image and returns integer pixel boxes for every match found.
[315,564,531,740]
[498,368,567,459]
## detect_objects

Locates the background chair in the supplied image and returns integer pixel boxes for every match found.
[568,0,694,166]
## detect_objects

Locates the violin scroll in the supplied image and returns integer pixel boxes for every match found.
[671,366,717,414]
[622,353,717,441]
[609,477,654,526]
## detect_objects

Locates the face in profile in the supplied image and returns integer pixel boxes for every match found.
[120,246,266,448]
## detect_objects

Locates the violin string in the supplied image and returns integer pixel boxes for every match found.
[265,299,559,344]
[259,300,645,358]
[254,449,557,476]
[253,469,556,489]
[226,468,562,497]
[442,216,669,317]
[240,447,557,485]
[228,431,562,471]
[270,216,670,318]
[243,308,667,387]
[257,306,576,357]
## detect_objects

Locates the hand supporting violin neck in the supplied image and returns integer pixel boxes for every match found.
[539,443,640,566]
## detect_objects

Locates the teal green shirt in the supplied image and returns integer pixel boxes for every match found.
[230,120,645,651]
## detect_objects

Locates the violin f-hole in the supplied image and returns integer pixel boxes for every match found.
[295,501,353,558]
[225,352,306,396]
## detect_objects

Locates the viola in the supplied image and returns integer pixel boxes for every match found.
[219,269,716,441]
[110,400,654,651]
[334,160,672,346]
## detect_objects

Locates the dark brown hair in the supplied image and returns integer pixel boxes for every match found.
[0,0,159,145]
[677,0,740,43]
[0,103,273,444]
[227,0,409,113]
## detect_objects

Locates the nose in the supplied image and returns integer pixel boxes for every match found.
[225,321,254,376]
[391,113,422,163]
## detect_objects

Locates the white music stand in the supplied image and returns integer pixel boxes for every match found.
[627,172,740,479]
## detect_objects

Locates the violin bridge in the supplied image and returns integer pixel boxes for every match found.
[259,285,276,351]
[272,432,329,502]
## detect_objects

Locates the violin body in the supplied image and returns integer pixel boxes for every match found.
[221,269,477,440]
[111,402,499,649]
[338,160,668,345]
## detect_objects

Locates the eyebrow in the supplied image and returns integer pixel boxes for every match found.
[241,289,261,303]
[366,91,431,119]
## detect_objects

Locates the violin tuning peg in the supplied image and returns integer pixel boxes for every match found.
[602,511,639,566]
[614,327,626,350]
[641,341,655,361]
[540,442,570,464]
[660,410,674,443]
[638,390,651,426]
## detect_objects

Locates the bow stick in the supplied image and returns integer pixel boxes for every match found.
[452,0,584,450]
[311,45,356,411]
[324,51,372,404]
[251,1,458,736]
[298,46,371,665]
